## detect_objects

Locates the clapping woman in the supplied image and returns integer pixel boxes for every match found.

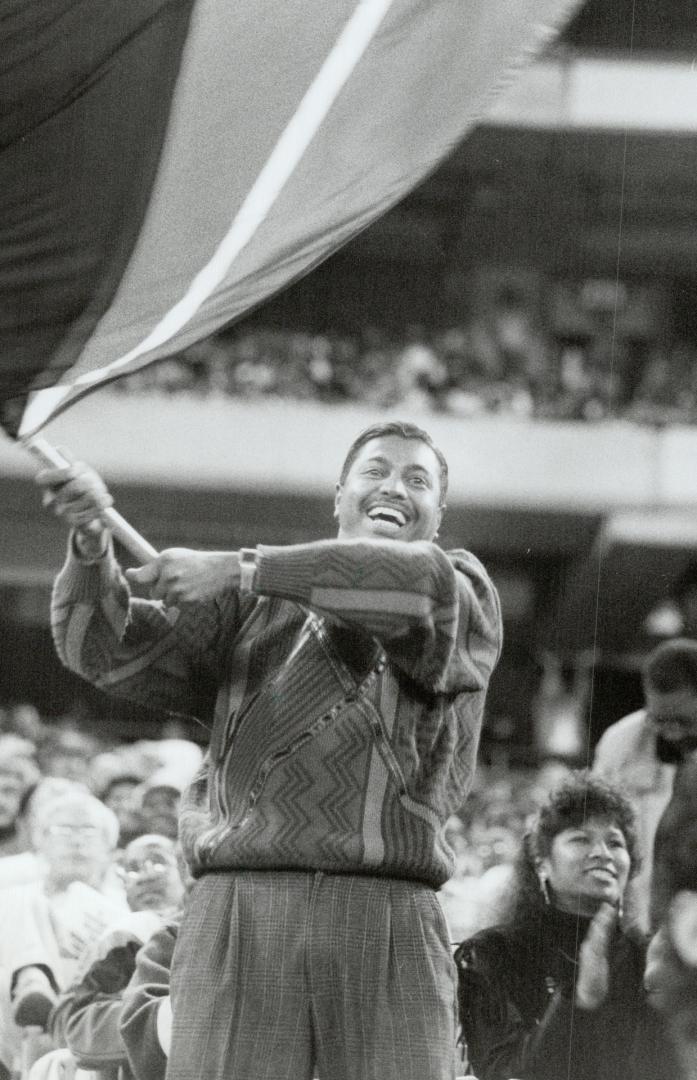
[455,771,680,1080]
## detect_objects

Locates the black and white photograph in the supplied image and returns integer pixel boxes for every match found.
[1,1,696,1077]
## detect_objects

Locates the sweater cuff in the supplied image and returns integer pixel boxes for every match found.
[57,533,124,603]
[253,543,319,602]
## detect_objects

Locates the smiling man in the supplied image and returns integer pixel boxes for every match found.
[37,419,502,1080]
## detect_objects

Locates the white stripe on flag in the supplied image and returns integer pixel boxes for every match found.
[20,0,393,437]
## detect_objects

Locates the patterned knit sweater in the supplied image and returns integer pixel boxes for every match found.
[51,537,502,887]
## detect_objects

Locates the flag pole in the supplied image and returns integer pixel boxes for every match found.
[23,435,159,564]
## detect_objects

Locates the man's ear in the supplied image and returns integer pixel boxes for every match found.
[333,482,342,520]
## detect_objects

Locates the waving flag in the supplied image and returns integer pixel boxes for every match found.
[0,0,582,439]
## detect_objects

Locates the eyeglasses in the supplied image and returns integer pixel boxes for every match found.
[122,856,173,880]
[45,824,102,839]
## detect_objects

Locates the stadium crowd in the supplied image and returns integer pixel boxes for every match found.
[0,702,201,1079]
[0,700,556,1078]
[112,322,697,426]
[0,693,695,1079]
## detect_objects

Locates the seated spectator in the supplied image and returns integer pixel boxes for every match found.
[0,703,45,747]
[137,774,183,842]
[98,772,148,850]
[37,727,102,786]
[48,835,185,1080]
[455,771,680,1080]
[0,752,40,857]
[0,789,127,1074]
[0,779,93,892]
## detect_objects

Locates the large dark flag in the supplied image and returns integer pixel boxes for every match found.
[1,0,582,439]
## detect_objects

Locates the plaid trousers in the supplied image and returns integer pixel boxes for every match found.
[166,869,457,1080]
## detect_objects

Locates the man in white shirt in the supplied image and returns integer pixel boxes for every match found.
[593,638,697,931]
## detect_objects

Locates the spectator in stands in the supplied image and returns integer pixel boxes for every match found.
[103,311,697,430]
[0,779,92,894]
[48,834,185,1080]
[391,326,447,412]
[0,753,40,857]
[137,774,183,842]
[0,703,45,747]
[99,771,148,849]
[439,770,551,942]
[37,726,101,785]
[455,771,679,1080]
[1,792,126,1037]
[593,638,697,931]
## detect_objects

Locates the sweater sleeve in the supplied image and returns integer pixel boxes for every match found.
[253,539,502,693]
[50,535,242,719]
[52,941,139,1068]
[119,923,177,1080]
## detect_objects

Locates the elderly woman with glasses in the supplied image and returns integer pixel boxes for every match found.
[45,834,186,1080]
[0,788,127,1074]
[455,771,681,1080]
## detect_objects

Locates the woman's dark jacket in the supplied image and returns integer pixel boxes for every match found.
[454,905,680,1080]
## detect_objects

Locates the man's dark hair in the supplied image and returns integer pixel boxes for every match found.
[338,421,449,506]
[644,638,697,694]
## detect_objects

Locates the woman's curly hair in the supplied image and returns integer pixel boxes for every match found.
[509,770,641,924]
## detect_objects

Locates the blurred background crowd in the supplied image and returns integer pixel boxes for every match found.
[0,697,551,942]
[112,310,697,428]
[0,704,200,862]
[0,703,201,1078]
[0,696,574,1079]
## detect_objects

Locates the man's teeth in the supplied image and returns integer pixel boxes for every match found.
[368,506,407,525]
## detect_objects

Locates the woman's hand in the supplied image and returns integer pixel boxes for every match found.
[575,901,618,1009]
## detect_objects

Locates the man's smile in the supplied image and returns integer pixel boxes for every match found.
[365,503,411,535]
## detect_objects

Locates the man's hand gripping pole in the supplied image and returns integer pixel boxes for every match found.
[24,435,158,564]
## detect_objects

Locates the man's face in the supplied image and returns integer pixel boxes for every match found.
[334,435,443,543]
[645,686,697,751]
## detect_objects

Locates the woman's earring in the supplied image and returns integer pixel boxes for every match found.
[539,874,551,906]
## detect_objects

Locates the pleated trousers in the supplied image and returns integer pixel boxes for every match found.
[166,869,457,1080]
